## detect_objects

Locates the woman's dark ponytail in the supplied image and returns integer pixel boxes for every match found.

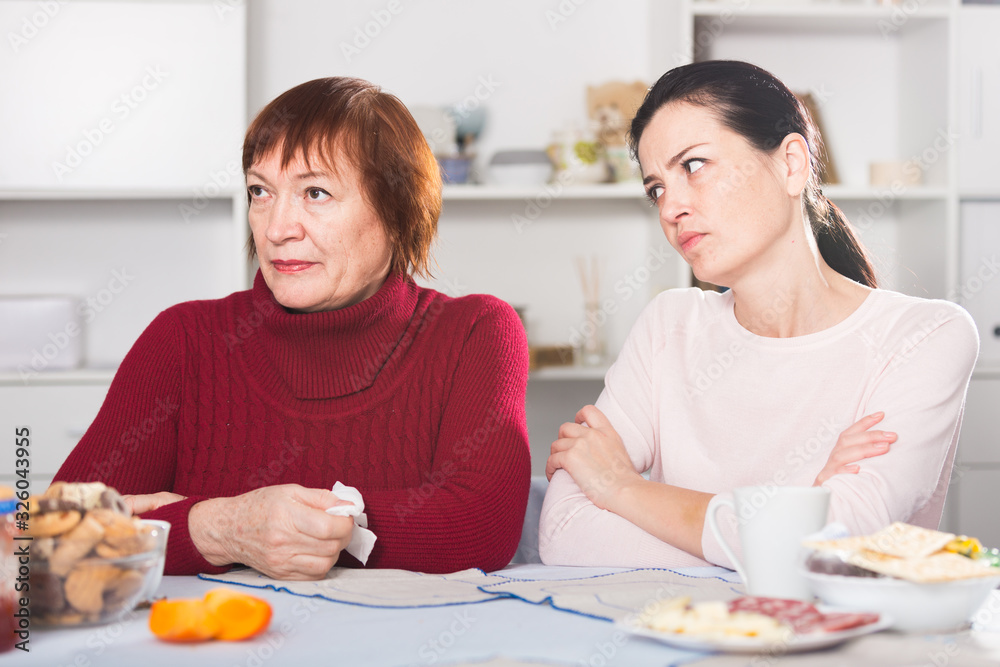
[805,189,878,288]
[820,209,878,288]
[629,60,878,288]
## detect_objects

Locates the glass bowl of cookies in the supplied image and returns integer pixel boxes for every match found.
[25,482,170,626]
[801,522,1000,633]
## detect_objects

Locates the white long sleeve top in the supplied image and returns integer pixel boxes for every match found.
[539,287,979,569]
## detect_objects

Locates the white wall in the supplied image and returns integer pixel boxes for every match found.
[248,0,653,157]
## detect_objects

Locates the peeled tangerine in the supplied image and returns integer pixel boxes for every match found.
[204,588,273,641]
[149,588,271,643]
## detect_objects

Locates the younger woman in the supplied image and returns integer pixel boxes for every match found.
[539,60,977,568]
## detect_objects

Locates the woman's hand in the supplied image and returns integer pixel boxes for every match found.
[546,405,643,511]
[188,484,354,580]
[123,491,186,515]
[814,412,895,486]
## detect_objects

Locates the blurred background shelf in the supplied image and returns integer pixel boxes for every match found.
[691,1,951,31]
[442,182,644,201]
[0,368,117,386]
[441,183,953,203]
[528,365,610,381]
[823,185,950,201]
[0,190,241,201]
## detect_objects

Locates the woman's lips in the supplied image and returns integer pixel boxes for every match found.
[272,260,317,274]
[678,231,705,254]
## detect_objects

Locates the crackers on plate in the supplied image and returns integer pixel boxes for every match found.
[804,522,998,583]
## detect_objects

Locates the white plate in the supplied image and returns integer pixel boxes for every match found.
[617,608,893,655]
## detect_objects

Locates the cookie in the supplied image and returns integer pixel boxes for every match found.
[99,487,130,515]
[65,564,120,614]
[102,517,154,555]
[51,481,111,511]
[50,514,105,576]
[105,569,146,606]
[31,495,78,514]
[89,508,133,531]
[28,510,82,538]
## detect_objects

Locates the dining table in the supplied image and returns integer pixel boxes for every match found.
[9,562,1000,667]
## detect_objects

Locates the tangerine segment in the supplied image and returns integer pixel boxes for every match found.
[149,598,222,642]
[203,588,273,641]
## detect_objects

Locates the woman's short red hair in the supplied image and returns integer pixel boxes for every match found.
[243,77,441,278]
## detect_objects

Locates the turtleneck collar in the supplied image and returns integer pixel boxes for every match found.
[242,269,419,399]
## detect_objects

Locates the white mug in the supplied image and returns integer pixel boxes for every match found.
[708,486,830,600]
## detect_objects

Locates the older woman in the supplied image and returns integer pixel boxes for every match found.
[540,60,977,568]
[55,77,530,578]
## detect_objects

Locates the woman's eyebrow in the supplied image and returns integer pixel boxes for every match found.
[291,170,331,180]
[642,142,710,185]
[245,169,333,182]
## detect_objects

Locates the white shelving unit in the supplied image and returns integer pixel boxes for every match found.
[0,1,248,489]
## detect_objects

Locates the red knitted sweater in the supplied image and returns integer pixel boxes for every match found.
[55,271,531,575]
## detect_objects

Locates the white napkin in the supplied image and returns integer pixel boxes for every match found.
[325,481,377,565]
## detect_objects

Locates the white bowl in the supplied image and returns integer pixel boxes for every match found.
[33,518,169,626]
[803,569,1000,633]
[138,519,170,599]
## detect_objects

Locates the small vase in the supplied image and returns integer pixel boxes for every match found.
[580,300,605,367]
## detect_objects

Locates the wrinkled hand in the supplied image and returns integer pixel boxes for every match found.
[189,484,355,580]
[123,491,187,515]
[814,412,895,486]
[545,405,641,510]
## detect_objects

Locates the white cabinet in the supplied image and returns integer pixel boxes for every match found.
[957,377,1000,465]
[958,5,1000,195]
[951,6,1000,542]
[960,201,1000,365]
[0,381,110,490]
[0,1,246,192]
[946,376,1000,546]
[950,467,1000,549]
[0,1,249,486]
[0,0,249,365]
